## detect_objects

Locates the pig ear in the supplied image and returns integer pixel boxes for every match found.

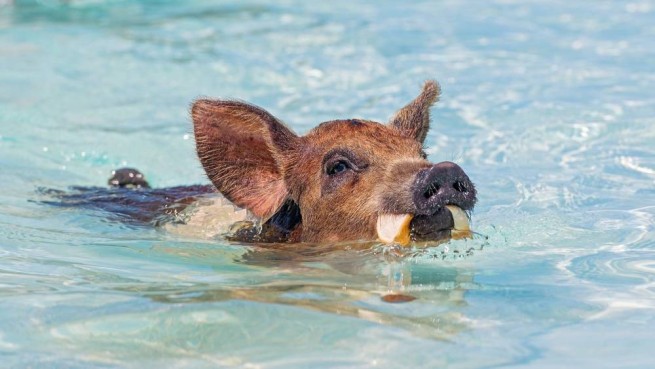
[389,80,441,143]
[192,99,299,219]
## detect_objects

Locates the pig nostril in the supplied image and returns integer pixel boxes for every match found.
[453,180,467,193]
[423,183,440,199]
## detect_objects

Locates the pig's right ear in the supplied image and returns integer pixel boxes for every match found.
[192,99,299,219]
[389,80,440,144]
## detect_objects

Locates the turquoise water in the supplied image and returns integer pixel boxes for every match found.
[1,0,654,367]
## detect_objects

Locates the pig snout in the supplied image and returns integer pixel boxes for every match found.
[412,161,476,215]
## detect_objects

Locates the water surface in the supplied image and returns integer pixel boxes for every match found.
[1,0,654,368]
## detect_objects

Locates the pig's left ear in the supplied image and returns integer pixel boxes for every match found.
[192,99,298,219]
[389,80,440,143]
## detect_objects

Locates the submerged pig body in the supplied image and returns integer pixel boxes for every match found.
[191,80,477,244]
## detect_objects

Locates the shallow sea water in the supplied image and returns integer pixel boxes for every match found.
[1,0,654,368]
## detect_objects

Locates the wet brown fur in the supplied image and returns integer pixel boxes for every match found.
[193,81,442,243]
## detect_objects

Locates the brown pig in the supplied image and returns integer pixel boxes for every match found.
[48,80,476,245]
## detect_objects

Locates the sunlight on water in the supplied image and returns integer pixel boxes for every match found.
[1,0,655,368]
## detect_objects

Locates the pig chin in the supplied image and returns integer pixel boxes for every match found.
[409,207,456,241]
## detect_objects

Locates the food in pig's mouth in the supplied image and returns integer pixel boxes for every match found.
[445,205,472,240]
[376,213,414,245]
[376,205,471,246]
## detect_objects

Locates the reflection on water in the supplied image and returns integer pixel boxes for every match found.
[146,237,489,341]
[6,236,489,367]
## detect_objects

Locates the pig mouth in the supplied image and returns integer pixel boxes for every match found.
[376,206,471,246]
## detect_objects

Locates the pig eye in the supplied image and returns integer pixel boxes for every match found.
[327,160,350,175]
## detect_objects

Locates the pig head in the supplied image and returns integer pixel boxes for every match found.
[192,80,476,244]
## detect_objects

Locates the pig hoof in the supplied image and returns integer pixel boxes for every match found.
[108,167,150,189]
